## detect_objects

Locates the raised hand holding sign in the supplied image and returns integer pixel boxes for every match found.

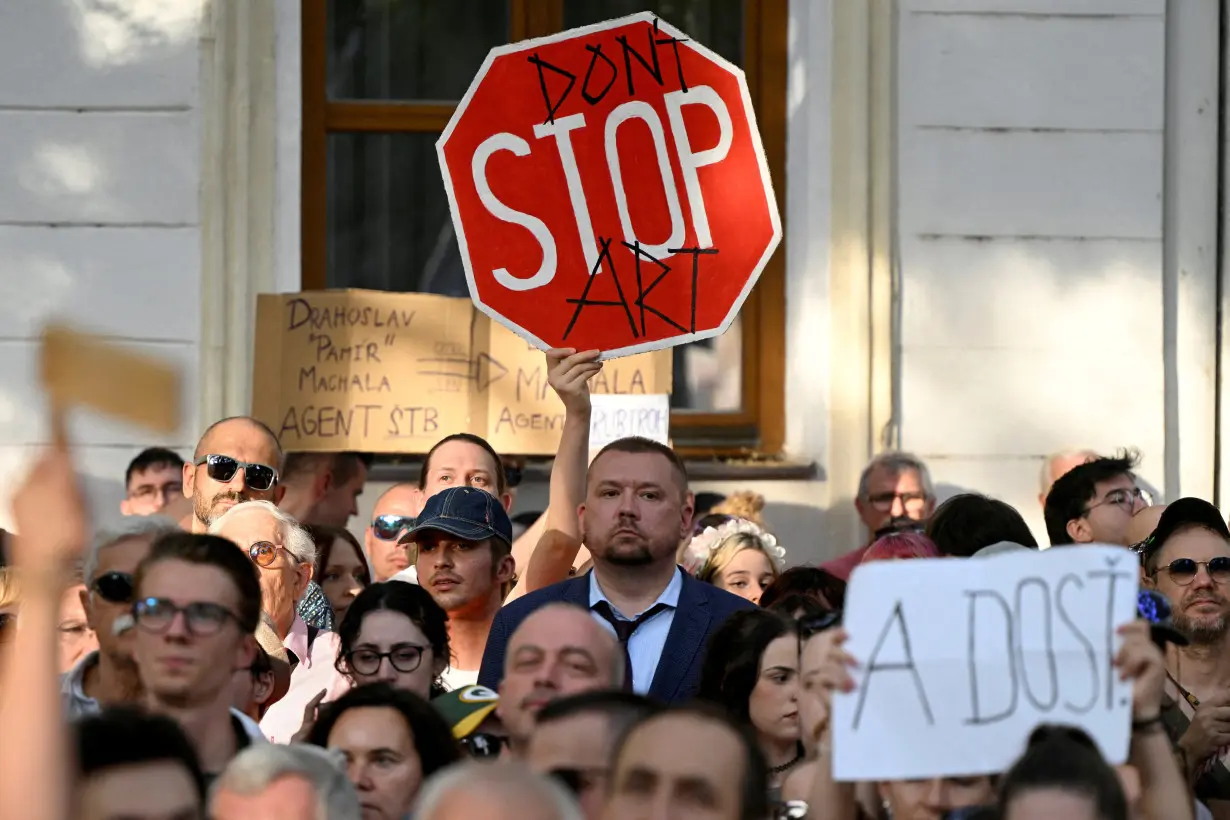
[438,12,781,359]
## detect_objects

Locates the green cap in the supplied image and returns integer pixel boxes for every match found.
[433,684,500,739]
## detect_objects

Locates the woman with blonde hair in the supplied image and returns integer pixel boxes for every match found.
[684,518,786,606]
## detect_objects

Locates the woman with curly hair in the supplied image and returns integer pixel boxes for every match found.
[684,518,786,606]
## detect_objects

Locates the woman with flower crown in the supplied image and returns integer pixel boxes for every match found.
[683,518,787,606]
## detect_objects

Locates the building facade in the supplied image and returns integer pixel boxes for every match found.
[0,0,1216,560]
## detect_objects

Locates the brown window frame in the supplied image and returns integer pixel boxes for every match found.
[301,0,787,456]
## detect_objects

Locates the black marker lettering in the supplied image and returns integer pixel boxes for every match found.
[616,24,663,95]
[669,247,720,333]
[964,590,1018,725]
[527,53,576,125]
[287,298,312,331]
[653,17,690,92]
[852,602,933,730]
[563,237,638,342]
[1013,578,1059,712]
[1056,574,1099,714]
[580,43,617,105]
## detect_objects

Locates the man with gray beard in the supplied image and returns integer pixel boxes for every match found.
[1141,498,1230,801]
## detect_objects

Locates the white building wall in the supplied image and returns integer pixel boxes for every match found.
[0,1,204,527]
[896,0,1169,543]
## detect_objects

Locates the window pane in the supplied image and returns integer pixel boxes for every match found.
[564,1,743,68]
[326,0,509,101]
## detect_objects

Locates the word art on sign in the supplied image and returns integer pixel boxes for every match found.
[439,12,781,359]
[831,546,1139,782]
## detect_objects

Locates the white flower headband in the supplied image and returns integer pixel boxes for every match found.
[683,518,786,574]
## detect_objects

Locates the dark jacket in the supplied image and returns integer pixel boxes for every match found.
[478,569,757,703]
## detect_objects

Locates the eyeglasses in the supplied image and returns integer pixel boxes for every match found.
[344,644,424,675]
[1151,557,1230,586]
[371,514,416,541]
[1083,486,1150,516]
[133,597,238,638]
[866,491,928,514]
[90,571,134,604]
[462,733,509,759]
[194,454,278,492]
[248,541,290,568]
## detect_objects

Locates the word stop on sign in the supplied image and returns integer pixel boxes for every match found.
[438,12,782,359]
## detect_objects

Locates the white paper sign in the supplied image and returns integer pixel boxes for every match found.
[589,394,670,449]
[832,546,1139,781]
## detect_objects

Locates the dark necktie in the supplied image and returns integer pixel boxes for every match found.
[592,601,670,690]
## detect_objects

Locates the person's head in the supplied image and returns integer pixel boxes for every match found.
[686,520,784,605]
[603,703,769,820]
[697,609,800,749]
[581,438,694,571]
[406,486,516,616]
[926,494,1038,557]
[306,524,370,624]
[420,433,511,511]
[210,743,362,820]
[1141,498,1230,645]
[231,614,288,722]
[860,531,941,564]
[281,452,370,528]
[878,776,997,820]
[998,725,1128,820]
[75,707,206,820]
[708,491,767,527]
[365,483,423,582]
[855,452,936,537]
[307,683,462,819]
[335,582,450,698]
[82,517,181,667]
[1044,451,1146,547]
[186,417,284,530]
[208,500,315,634]
[758,566,846,612]
[498,603,623,749]
[527,692,664,820]
[122,447,187,516]
[59,563,97,673]
[416,761,585,820]
[1039,450,1099,510]
[132,532,261,707]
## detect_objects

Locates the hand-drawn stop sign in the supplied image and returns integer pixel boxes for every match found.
[438,12,781,359]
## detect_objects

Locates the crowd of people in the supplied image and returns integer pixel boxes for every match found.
[0,347,1222,820]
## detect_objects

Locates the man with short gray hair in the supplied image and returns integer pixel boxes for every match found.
[211,743,362,820]
[209,500,349,742]
[822,451,936,581]
[416,760,584,820]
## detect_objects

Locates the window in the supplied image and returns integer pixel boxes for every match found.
[302,0,786,454]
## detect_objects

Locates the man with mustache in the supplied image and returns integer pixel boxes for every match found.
[405,486,516,690]
[1141,498,1230,802]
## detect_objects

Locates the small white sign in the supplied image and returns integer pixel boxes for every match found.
[589,394,670,449]
[832,546,1138,781]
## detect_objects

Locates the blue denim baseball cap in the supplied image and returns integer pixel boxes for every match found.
[402,486,512,547]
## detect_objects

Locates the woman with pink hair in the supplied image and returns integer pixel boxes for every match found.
[859,531,940,565]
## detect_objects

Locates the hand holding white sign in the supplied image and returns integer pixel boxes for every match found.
[831,546,1139,781]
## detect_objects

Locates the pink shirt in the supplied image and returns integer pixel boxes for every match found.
[259,615,351,743]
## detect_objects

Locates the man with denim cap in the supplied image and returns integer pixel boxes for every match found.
[404,486,516,690]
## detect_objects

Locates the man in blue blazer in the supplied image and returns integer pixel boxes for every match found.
[479,437,756,703]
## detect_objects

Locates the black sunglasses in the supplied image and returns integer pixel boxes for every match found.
[461,733,508,759]
[371,514,416,541]
[194,454,278,492]
[90,571,134,604]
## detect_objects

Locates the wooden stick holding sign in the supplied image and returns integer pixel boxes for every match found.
[831,546,1139,781]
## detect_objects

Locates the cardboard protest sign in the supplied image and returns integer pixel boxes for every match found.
[832,546,1138,781]
[438,12,781,360]
[41,324,181,433]
[251,290,671,454]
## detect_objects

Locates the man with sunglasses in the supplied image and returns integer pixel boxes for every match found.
[1140,498,1230,796]
[184,416,284,533]
[1044,450,1149,547]
[131,532,267,784]
[365,482,424,583]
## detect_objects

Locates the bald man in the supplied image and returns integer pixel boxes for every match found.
[366,482,424,582]
[416,761,583,820]
[495,603,622,755]
[184,417,284,533]
[1039,449,1098,510]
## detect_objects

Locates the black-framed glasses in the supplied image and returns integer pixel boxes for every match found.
[133,597,238,637]
[90,571,134,604]
[371,514,415,541]
[1083,486,1150,516]
[1152,557,1230,586]
[345,644,424,675]
[866,491,928,513]
[194,454,278,492]
[248,541,289,568]
[462,733,509,759]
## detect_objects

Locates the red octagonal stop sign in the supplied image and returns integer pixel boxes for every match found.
[438,12,781,359]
